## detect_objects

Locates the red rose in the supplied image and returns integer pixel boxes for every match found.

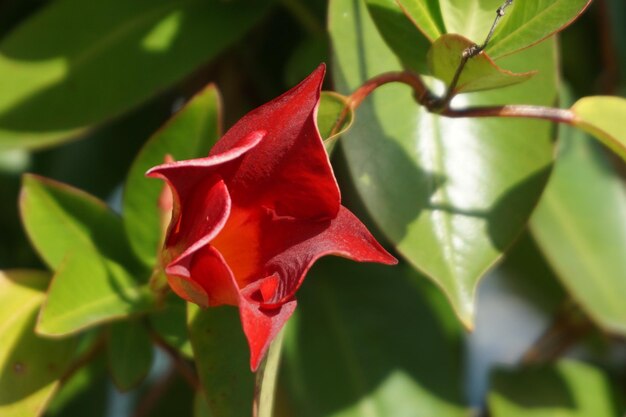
[147,64,397,370]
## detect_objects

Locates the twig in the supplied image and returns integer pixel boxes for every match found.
[327,71,434,138]
[438,0,514,107]
[132,365,177,417]
[150,330,200,390]
[521,301,593,365]
[60,333,107,384]
[440,104,578,125]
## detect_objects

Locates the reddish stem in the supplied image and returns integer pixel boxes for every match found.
[440,104,578,125]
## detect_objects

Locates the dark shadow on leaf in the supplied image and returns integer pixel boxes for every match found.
[281,258,466,416]
[0,0,269,133]
[490,365,577,410]
[426,166,552,251]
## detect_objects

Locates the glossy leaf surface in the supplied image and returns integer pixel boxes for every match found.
[487,0,593,59]
[489,360,619,417]
[366,0,432,73]
[369,0,591,72]
[395,0,444,41]
[123,85,221,266]
[281,259,467,417]
[531,126,626,335]
[428,34,534,93]
[571,96,626,163]
[330,0,556,326]
[0,0,270,150]
[0,270,76,417]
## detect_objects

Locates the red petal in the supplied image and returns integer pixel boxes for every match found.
[239,297,297,371]
[210,64,341,220]
[146,131,263,256]
[166,245,240,307]
[249,206,397,307]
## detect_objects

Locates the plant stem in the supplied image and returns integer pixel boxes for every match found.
[521,301,593,365]
[440,104,578,125]
[438,0,514,108]
[327,71,434,139]
[335,70,578,131]
[150,329,200,390]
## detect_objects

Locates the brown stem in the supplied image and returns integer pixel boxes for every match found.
[132,365,177,417]
[328,72,578,144]
[521,301,593,365]
[60,334,107,384]
[327,71,434,138]
[150,330,200,390]
[440,104,578,125]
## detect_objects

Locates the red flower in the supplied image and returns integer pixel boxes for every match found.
[147,64,397,370]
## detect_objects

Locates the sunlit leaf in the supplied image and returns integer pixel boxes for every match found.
[428,34,535,94]
[487,0,593,59]
[531,125,626,335]
[0,0,270,150]
[570,96,626,163]
[0,270,76,417]
[394,0,444,41]
[37,248,154,336]
[330,0,556,327]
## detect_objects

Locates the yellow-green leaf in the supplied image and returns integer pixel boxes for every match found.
[0,270,77,417]
[571,96,626,163]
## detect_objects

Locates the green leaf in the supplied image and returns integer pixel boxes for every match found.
[489,360,619,417]
[570,96,626,163]
[281,259,468,417]
[530,125,626,335]
[365,0,432,73]
[46,354,109,417]
[487,0,593,59]
[330,0,556,327]
[0,270,77,417]
[428,34,535,94]
[0,0,271,150]
[394,0,445,41]
[318,91,354,153]
[107,320,153,391]
[37,248,154,336]
[123,84,221,266]
[438,0,506,46]
[149,298,194,359]
[20,174,133,270]
[188,305,255,417]
[20,174,153,335]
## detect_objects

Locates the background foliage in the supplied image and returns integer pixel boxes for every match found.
[0,0,625,416]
